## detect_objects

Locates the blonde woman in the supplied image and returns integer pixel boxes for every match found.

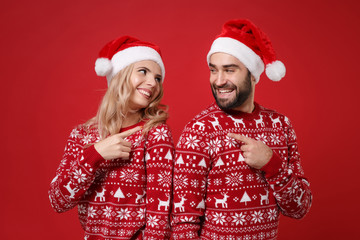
[49,36,174,239]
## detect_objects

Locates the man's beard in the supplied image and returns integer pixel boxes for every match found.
[211,71,252,110]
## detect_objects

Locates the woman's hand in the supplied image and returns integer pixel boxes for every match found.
[94,126,142,160]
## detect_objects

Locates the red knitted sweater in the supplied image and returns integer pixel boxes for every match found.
[49,122,175,239]
[171,102,312,240]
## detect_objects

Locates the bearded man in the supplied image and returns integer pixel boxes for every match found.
[171,19,312,240]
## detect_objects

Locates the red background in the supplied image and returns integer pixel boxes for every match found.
[1,0,359,239]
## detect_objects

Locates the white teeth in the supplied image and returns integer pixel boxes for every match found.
[219,89,233,93]
[138,89,151,97]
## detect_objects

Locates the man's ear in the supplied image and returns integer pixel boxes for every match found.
[251,75,256,83]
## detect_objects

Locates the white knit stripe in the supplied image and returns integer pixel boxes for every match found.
[207,37,264,82]
[108,46,165,84]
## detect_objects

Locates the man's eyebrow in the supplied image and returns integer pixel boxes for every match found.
[222,64,240,68]
[208,63,240,68]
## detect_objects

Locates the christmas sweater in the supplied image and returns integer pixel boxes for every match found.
[49,121,175,239]
[171,102,312,240]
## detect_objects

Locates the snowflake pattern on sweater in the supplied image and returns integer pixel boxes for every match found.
[171,102,312,240]
[49,122,175,240]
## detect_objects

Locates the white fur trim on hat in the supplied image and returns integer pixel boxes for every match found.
[265,60,286,81]
[207,37,264,83]
[108,46,165,84]
[95,58,112,77]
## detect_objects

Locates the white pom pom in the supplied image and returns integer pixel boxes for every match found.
[265,60,286,81]
[95,58,112,76]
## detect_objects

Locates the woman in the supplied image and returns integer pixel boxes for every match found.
[49,36,174,239]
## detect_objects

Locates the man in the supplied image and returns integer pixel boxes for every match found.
[171,19,312,240]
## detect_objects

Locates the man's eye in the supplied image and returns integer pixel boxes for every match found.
[225,69,234,73]
[210,69,216,73]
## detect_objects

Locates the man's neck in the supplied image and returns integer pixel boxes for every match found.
[231,94,255,113]
[232,102,255,113]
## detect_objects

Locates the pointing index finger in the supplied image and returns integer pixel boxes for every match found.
[228,133,252,144]
[119,126,142,138]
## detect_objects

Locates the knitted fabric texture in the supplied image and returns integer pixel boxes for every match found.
[49,123,175,239]
[171,102,312,240]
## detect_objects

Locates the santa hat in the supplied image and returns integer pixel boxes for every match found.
[207,19,285,83]
[95,35,165,85]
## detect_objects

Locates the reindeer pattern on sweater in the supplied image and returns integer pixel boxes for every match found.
[171,102,312,240]
[49,122,175,240]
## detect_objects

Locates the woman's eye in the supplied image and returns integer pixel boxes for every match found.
[155,77,162,82]
[139,69,147,74]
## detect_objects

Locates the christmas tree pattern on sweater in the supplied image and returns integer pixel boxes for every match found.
[171,102,312,240]
[49,123,175,239]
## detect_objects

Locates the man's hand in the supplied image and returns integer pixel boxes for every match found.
[94,126,142,160]
[228,133,273,169]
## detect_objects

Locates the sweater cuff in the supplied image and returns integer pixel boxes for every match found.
[260,151,283,179]
[82,144,105,169]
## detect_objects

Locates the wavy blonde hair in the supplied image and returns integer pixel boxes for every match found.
[87,63,168,139]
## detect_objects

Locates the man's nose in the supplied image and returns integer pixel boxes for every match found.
[215,72,226,86]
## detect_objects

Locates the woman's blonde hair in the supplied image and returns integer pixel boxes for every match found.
[87,63,168,139]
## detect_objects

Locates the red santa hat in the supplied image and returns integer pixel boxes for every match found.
[207,19,286,83]
[95,35,165,85]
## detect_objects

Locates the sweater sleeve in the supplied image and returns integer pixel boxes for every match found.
[143,124,175,239]
[48,126,104,213]
[260,118,312,219]
[171,122,210,240]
